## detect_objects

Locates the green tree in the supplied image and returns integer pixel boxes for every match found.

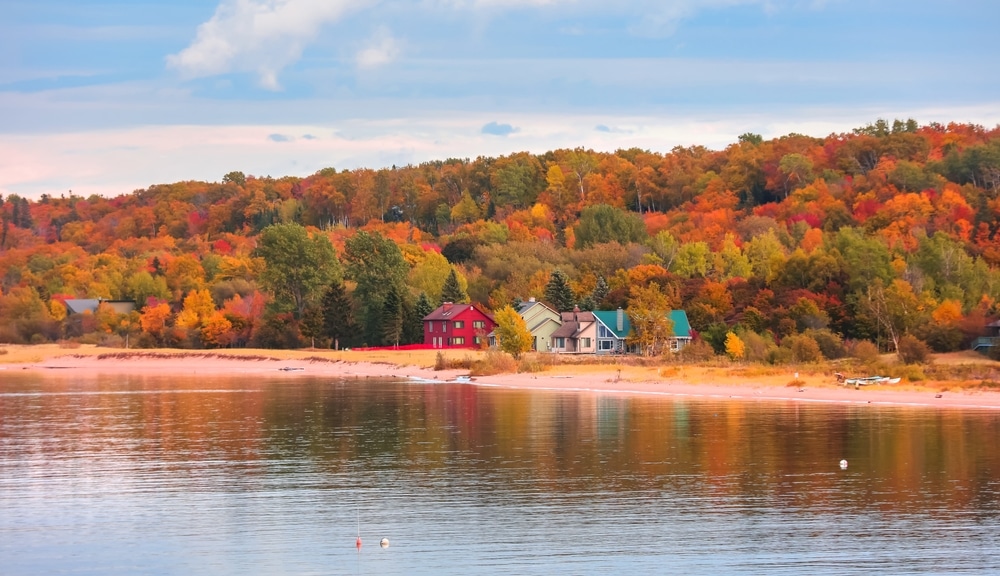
[257,223,340,318]
[439,268,469,305]
[493,305,533,359]
[544,269,576,312]
[408,292,435,344]
[574,204,648,248]
[321,280,355,350]
[343,230,408,345]
[382,285,404,347]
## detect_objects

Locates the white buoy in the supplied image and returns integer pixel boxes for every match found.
[380,538,390,549]
[839,459,848,469]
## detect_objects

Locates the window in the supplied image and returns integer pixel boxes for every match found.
[581,337,592,349]
[451,337,465,345]
[599,340,614,351]
[599,325,612,338]
[428,323,434,333]
[454,321,464,329]
[473,320,485,329]
[474,336,482,345]
[441,321,447,331]
[554,337,565,348]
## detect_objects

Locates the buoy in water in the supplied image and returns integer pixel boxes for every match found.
[380,538,390,549]
[839,459,848,469]
[356,537,362,549]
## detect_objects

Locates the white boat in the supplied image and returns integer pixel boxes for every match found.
[840,375,900,386]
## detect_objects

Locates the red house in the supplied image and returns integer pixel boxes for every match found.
[423,302,495,349]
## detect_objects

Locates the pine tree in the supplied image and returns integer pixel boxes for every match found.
[321,280,355,350]
[407,292,434,344]
[544,269,576,312]
[592,275,610,307]
[382,285,404,347]
[440,268,468,305]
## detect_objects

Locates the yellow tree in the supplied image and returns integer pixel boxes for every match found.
[493,305,533,359]
[725,331,746,361]
[175,289,214,330]
[627,283,674,356]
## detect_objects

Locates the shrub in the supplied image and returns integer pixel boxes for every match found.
[435,351,447,371]
[805,329,846,360]
[850,340,880,363]
[897,334,931,364]
[740,330,775,364]
[785,334,823,363]
[679,340,715,362]
[470,349,518,376]
[767,347,793,365]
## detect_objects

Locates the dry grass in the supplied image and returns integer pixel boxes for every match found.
[0,344,486,369]
[3,343,999,391]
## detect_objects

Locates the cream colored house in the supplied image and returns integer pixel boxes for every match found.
[517,298,562,352]
[550,307,598,354]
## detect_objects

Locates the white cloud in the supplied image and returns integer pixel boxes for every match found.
[166,0,373,89]
[356,27,402,69]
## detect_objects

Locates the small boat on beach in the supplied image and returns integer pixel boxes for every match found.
[835,373,900,386]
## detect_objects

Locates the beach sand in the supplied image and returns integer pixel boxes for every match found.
[4,346,1000,409]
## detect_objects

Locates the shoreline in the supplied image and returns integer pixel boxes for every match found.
[4,348,1000,409]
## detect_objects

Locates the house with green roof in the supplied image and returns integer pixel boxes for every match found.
[593,309,693,355]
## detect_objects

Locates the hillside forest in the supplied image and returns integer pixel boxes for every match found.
[2,119,1000,363]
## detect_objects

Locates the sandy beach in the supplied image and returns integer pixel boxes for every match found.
[4,345,1000,409]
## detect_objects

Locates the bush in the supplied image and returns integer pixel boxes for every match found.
[805,329,846,360]
[517,353,547,373]
[434,351,447,371]
[740,330,775,364]
[766,347,793,365]
[679,340,716,362]
[897,334,931,364]
[785,334,823,363]
[470,349,518,376]
[849,340,880,363]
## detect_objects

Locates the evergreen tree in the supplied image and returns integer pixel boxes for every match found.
[382,285,404,347]
[592,275,610,307]
[439,268,468,305]
[343,231,408,346]
[407,292,434,344]
[321,280,355,350]
[544,269,576,312]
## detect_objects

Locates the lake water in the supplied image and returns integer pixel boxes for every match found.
[2,374,1000,575]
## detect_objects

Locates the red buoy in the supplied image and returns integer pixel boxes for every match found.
[356,536,362,549]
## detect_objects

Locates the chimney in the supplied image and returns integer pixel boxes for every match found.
[528,297,536,302]
[443,302,453,311]
[617,307,624,332]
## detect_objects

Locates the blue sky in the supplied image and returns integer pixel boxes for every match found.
[2,0,998,198]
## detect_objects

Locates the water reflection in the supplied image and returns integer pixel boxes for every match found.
[2,374,999,575]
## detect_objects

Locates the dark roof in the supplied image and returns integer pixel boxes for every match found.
[552,309,595,338]
[64,299,101,314]
[423,302,494,322]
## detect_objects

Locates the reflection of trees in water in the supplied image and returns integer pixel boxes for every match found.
[6,374,999,513]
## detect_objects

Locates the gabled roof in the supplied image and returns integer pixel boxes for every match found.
[668,310,692,338]
[423,302,494,322]
[592,309,692,339]
[64,299,101,314]
[551,308,595,338]
[592,310,631,339]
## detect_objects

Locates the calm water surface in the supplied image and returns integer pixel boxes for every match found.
[2,374,999,575]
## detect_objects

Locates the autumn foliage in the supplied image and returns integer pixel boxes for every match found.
[2,119,1000,362]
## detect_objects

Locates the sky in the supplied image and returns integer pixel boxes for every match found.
[1,0,998,199]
